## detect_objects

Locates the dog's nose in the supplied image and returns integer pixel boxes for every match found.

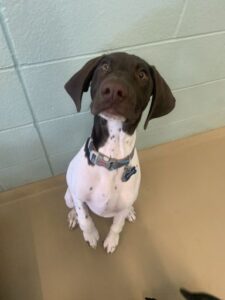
[101,82,128,102]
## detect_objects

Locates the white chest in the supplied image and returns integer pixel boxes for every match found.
[66,119,141,218]
[67,147,140,218]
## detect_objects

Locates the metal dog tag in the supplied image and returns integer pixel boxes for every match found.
[121,166,137,182]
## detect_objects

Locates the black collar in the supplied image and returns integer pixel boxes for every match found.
[86,137,135,171]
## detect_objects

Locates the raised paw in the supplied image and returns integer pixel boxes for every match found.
[126,206,136,222]
[67,208,77,230]
[104,231,119,254]
[83,227,99,249]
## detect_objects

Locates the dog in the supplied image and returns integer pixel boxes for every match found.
[64,52,175,253]
[180,288,221,300]
[145,288,221,300]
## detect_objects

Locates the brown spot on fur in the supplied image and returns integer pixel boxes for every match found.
[118,128,122,132]
[89,187,93,191]
[110,135,115,139]
[115,186,117,190]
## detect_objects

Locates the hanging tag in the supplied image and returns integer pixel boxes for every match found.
[121,166,137,182]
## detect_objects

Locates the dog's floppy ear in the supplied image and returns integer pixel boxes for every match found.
[64,56,103,112]
[144,66,175,129]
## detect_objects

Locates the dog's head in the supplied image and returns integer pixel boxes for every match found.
[65,52,175,133]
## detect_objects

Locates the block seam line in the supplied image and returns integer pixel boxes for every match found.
[173,77,225,92]
[173,0,188,38]
[0,65,14,71]
[19,30,225,68]
[0,3,54,175]
[0,121,34,133]
[0,157,54,173]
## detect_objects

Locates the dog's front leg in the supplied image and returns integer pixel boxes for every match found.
[74,199,99,249]
[104,209,129,254]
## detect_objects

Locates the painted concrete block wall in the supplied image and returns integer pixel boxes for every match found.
[0,0,225,190]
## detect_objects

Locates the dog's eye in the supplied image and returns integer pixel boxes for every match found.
[101,63,110,72]
[138,70,148,80]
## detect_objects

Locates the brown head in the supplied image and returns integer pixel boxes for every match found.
[65,52,175,134]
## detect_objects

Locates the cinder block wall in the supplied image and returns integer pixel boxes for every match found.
[1,0,225,190]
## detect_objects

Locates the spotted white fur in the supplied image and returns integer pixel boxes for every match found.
[65,115,140,253]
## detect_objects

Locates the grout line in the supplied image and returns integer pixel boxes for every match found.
[0,156,53,172]
[20,29,225,69]
[0,4,54,175]
[0,122,34,134]
[138,111,225,137]
[21,51,103,68]
[38,110,91,125]
[173,0,188,38]
[0,65,14,71]
[0,110,91,134]
[0,123,33,134]
[173,77,225,92]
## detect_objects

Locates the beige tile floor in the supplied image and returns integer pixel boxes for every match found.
[1,128,225,300]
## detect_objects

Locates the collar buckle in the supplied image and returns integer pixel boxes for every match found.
[90,151,98,164]
[108,161,115,171]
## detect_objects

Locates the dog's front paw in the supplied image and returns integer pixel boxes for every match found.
[83,227,99,249]
[104,231,119,254]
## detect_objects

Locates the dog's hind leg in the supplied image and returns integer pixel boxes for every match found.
[126,206,136,222]
[65,187,99,248]
[65,188,77,229]
[67,208,77,229]
[64,188,74,208]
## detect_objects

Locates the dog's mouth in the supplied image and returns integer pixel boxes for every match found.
[91,103,126,121]
[99,108,126,121]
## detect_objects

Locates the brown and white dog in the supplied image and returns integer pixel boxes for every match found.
[64,52,175,253]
